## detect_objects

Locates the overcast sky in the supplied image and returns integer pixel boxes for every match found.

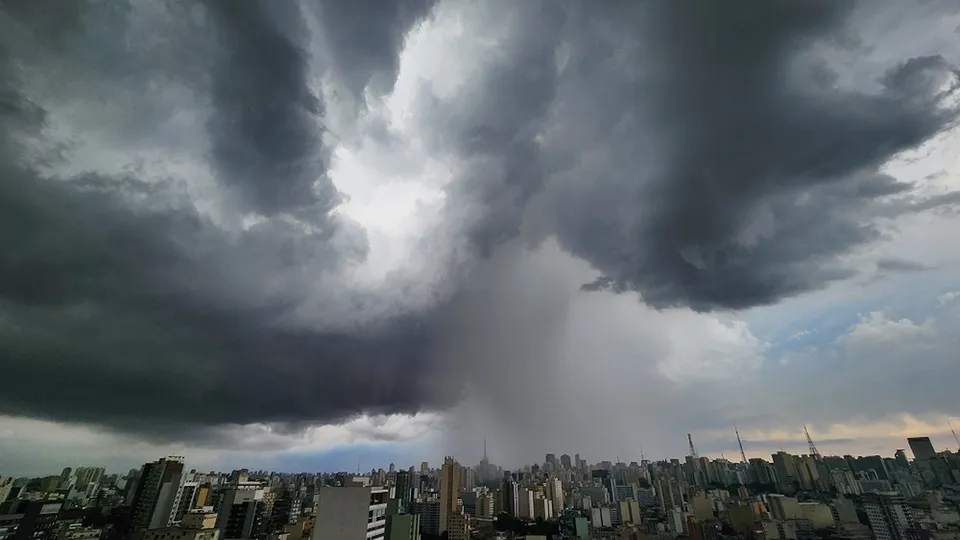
[2,0,960,477]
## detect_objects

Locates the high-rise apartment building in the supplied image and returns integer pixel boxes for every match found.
[143,511,219,540]
[215,483,265,539]
[128,456,186,534]
[501,474,519,518]
[907,437,937,461]
[313,486,388,540]
[547,477,564,512]
[459,467,476,491]
[439,457,461,535]
[394,471,412,511]
[411,500,440,536]
[772,452,797,489]
[171,481,199,524]
[384,513,420,540]
[862,492,916,540]
[517,487,535,519]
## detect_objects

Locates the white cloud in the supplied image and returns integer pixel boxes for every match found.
[841,311,936,355]
[937,291,959,305]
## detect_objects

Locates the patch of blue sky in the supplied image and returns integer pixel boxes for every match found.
[271,441,422,473]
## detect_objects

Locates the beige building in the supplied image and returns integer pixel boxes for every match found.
[767,495,800,521]
[142,510,219,540]
[439,457,461,535]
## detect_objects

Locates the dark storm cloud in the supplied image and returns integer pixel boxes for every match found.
[0,0,456,440]
[315,0,437,97]
[538,1,960,310]
[2,0,960,447]
[876,258,930,273]
[0,163,452,436]
[205,0,334,216]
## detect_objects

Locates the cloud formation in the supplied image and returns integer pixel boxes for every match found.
[1,0,959,457]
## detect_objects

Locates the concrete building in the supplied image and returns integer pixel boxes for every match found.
[384,513,419,540]
[617,500,641,525]
[517,488,534,519]
[438,458,461,536]
[215,484,265,539]
[0,478,13,506]
[533,497,553,520]
[128,456,186,534]
[143,510,219,540]
[313,486,388,540]
[475,494,495,519]
[547,477,564,512]
[767,495,800,521]
[0,500,63,540]
[772,453,798,490]
[411,501,439,536]
[862,492,916,540]
[907,438,937,461]
[500,477,519,518]
[590,507,612,528]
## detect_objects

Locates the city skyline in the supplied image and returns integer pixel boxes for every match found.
[3,0,960,485]
[4,428,959,478]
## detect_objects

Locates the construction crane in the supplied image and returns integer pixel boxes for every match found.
[688,433,699,460]
[735,424,749,464]
[949,421,960,452]
[804,424,822,461]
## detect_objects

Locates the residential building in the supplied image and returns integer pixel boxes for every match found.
[312,486,388,540]
[142,510,219,540]
[384,513,419,540]
[438,457,460,536]
[215,484,264,540]
[907,438,937,462]
[128,457,186,535]
[862,492,916,540]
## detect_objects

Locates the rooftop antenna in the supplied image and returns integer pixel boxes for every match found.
[640,444,646,462]
[483,437,488,460]
[357,459,361,475]
[804,424,822,461]
[949,421,960,452]
[735,424,749,464]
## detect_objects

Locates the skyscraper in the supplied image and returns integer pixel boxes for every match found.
[128,456,186,534]
[394,470,412,511]
[907,437,937,461]
[216,484,265,539]
[439,457,461,535]
[501,472,519,517]
[862,492,916,540]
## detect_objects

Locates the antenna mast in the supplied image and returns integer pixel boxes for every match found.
[949,421,960,452]
[688,433,699,460]
[804,424,822,461]
[735,424,748,464]
[640,444,645,463]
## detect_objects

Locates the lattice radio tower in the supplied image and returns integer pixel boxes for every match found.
[804,424,822,461]
[688,433,699,460]
[735,424,748,464]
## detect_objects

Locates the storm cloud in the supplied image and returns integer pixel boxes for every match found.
[1,0,959,448]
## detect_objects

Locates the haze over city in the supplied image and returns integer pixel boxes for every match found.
[2,0,960,480]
